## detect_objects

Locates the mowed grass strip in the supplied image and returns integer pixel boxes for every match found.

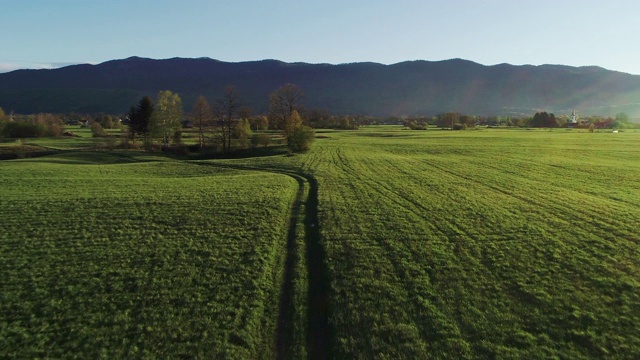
[0,152,298,359]
[302,128,640,359]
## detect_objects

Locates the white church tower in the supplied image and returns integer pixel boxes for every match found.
[569,110,577,124]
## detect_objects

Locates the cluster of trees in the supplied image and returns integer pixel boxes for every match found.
[530,112,558,127]
[0,110,66,138]
[528,111,636,129]
[126,91,183,149]
[88,115,124,137]
[1,83,316,154]
[304,109,369,129]
[95,115,122,130]
[0,107,125,139]
[578,112,635,129]
[396,111,638,130]
[399,113,479,130]
[187,86,273,152]
[124,83,314,153]
[268,83,315,151]
[160,84,315,152]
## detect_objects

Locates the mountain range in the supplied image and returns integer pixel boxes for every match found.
[1,56,640,117]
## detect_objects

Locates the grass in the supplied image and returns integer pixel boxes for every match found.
[0,152,299,359]
[294,128,640,358]
[1,127,639,358]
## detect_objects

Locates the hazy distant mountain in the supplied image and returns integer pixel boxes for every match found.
[1,56,640,117]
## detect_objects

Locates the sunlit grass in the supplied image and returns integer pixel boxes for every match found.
[0,153,298,358]
[291,128,640,358]
[1,127,639,358]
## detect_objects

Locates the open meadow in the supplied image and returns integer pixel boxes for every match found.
[1,127,639,358]
[0,152,301,358]
[296,128,640,358]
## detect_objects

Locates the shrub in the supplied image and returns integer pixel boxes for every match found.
[91,122,107,137]
[0,114,63,138]
[287,125,315,152]
[119,128,133,149]
[100,115,115,129]
[251,133,271,148]
[47,122,65,137]
[235,119,253,149]
[407,121,427,130]
[1,122,47,138]
[29,113,65,136]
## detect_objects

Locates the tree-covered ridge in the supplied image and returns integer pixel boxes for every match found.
[1,57,640,117]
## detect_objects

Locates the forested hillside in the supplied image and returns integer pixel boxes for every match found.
[1,57,640,116]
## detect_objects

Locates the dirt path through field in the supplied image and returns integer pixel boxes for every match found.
[303,177,331,360]
[192,161,331,359]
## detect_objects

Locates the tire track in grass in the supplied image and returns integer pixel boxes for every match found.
[331,152,481,353]
[304,176,331,360]
[425,158,638,244]
[275,174,305,360]
[324,148,581,354]
[191,161,331,359]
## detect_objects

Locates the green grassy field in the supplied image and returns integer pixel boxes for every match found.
[1,127,639,358]
[298,128,640,358]
[0,152,300,358]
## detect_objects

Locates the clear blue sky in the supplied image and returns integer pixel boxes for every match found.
[2,0,640,74]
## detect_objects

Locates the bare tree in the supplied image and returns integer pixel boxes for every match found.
[442,112,460,129]
[190,95,213,148]
[213,86,242,152]
[268,83,304,130]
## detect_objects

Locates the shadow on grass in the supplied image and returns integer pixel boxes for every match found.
[304,176,332,360]
[0,141,292,164]
[184,145,290,160]
[0,150,58,161]
[0,149,170,165]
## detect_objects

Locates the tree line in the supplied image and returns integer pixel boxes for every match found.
[396,111,638,130]
[0,111,65,138]
[2,99,637,144]
[125,83,314,153]
[0,83,315,153]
